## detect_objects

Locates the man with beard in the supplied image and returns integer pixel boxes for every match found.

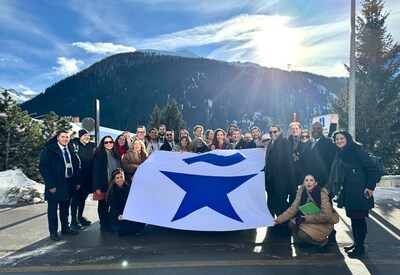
[158,124,167,145]
[160,129,175,151]
[251,126,264,148]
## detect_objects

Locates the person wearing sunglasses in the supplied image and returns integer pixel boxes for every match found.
[160,129,175,151]
[265,124,297,235]
[93,135,121,232]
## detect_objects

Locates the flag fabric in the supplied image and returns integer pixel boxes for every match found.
[123,148,274,231]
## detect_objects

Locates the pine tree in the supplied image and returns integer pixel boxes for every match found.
[0,90,43,180]
[161,99,186,136]
[148,104,162,130]
[332,0,400,173]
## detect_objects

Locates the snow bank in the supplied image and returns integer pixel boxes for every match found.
[0,169,44,205]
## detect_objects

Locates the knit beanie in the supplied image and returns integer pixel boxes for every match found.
[79,129,89,138]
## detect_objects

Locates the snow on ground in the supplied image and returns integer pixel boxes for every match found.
[0,169,44,205]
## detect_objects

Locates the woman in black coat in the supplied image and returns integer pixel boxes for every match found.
[107,169,146,237]
[331,130,378,257]
[92,135,121,232]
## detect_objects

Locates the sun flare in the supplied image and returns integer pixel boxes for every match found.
[251,16,303,70]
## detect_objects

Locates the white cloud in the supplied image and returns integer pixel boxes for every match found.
[53,57,84,76]
[72,42,136,54]
[130,14,350,76]
[17,84,38,95]
[126,0,254,14]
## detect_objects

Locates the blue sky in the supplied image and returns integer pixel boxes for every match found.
[1,0,399,96]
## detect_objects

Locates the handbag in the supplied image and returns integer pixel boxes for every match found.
[93,191,106,201]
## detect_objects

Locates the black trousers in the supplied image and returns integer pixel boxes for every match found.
[266,182,290,218]
[47,200,69,234]
[97,199,110,227]
[70,188,90,221]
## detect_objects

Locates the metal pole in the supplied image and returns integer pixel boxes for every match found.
[95,99,100,146]
[349,0,356,137]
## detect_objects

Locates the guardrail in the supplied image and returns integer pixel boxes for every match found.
[377,175,400,187]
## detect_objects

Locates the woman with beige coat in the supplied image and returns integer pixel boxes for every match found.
[121,138,148,182]
[274,174,339,252]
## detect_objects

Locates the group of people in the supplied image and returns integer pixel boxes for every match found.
[266,119,378,257]
[39,119,379,258]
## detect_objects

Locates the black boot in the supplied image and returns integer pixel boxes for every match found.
[347,219,367,258]
[344,222,357,252]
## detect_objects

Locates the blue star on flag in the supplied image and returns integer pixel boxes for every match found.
[160,171,257,223]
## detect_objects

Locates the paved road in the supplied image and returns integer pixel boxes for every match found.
[0,187,399,274]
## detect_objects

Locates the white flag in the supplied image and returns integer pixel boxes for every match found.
[123,148,274,231]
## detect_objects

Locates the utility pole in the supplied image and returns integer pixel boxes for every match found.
[95,99,100,146]
[349,0,356,137]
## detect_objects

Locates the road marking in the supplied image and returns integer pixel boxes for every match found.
[369,211,400,241]
[1,258,399,273]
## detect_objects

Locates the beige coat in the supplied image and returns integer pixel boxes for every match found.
[275,186,339,242]
[121,149,146,181]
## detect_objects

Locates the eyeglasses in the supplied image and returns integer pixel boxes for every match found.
[301,135,310,139]
[104,141,114,144]
[166,134,173,136]
[269,130,279,135]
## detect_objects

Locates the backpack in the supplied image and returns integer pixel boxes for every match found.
[369,155,384,183]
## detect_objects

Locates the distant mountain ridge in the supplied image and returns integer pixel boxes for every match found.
[0,87,36,104]
[137,49,200,58]
[21,52,346,132]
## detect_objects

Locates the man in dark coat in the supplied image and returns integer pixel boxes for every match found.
[265,125,296,219]
[70,129,96,229]
[287,122,303,185]
[160,129,175,151]
[231,129,256,149]
[302,122,338,188]
[39,130,80,241]
[302,122,338,243]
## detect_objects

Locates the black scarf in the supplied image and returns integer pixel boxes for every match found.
[295,184,322,227]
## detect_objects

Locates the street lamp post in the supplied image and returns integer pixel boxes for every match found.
[349,0,356,138]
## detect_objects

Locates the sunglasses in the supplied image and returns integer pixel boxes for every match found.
[166,134,173,136]
[104,140,114,144]
[269,130,279,135]
[301,135,310,139]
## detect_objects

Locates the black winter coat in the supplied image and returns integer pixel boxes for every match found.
[92,150,120,192]
[39,137,80,201]
[302,135,337,187]
[234,139,257,149]
[265,135,296,195]
[160,142,173,151]
[338,143,378,211]
[72,138,95,193]
[108,182,131,223]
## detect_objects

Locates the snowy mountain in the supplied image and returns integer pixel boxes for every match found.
[0,87,37,104]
